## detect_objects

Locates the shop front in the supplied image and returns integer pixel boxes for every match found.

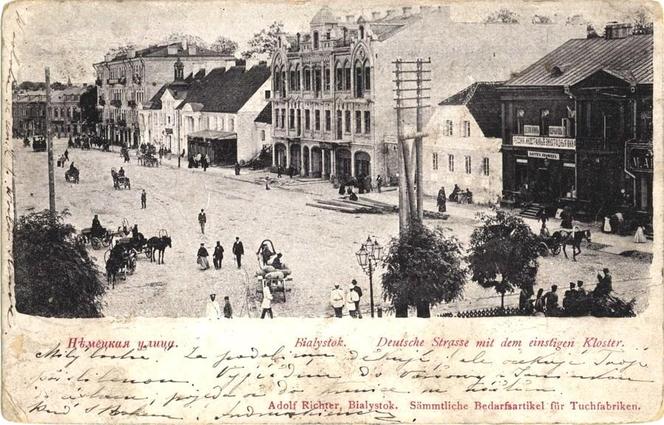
[625,142,653,213]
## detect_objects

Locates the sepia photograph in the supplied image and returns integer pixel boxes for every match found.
[6,0,655,322]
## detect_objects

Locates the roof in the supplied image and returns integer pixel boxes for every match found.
[505,34,653,87]
[187,130,236,140]
[178,64,271,113]
[13,87,85,104]
[311,6,337,25]
[438,81,504,138]
[103,42,234,63]
[145,79,194,110]
[254,102,272,124]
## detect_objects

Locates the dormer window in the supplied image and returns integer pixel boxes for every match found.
[313,31,319,49]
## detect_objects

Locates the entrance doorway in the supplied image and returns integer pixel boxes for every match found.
[336,148,351,178]
[354,151,371,177]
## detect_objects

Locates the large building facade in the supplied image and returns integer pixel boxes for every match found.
[270,6,585,181]
[12,85,88,138]
[93,41,236,147]
[499,24,653,219]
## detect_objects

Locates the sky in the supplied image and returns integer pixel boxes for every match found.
[2,0,656,83]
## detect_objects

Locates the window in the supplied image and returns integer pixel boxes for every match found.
[315,110,320,131]
[465,156,472,174]
[264,90,271,99]
[280,109,285,129]
[448,154,454,172]
[432,153,439,170]
[515,108,525,134]
[324,67,330,91]
[289,109,295,129]
[325,110,331,131]
[359,25,365,39]
[444,120,453,136]
[482,157,490,176]
[305,109,310,130]
[314,67,322,93]
[229,118,235,132]
[364,111,371,134]
[296,109,301,135]
[304,67,311,91]
[344,62,351,91]
[261,129,266,141]
[539,109,550,135]
[168,115,171,125]
[463,120,471,137]
[345,110,351,133]
[355,110,362,133]
[335,62,343,91]
[295,66,301,90]
[355,61,364,97]
[364,63,371,91]
[313,31,319,49]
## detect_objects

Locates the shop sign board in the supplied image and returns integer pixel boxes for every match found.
[513,135,576,150]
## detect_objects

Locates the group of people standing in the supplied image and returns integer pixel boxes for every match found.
[525,268,613,316]
[329,280,364,318]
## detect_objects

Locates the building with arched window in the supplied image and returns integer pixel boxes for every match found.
[270,5,585,184]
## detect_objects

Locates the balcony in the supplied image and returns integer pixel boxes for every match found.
[128,100,137,108]
[110,99,122,108]
[107,77,127,86]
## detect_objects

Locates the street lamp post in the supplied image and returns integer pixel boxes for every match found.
[355,236,384,318]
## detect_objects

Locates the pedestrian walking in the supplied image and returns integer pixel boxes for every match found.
[376,174,383,193]
[232,237,244,268]
[288,165,294,179]
[330,284,345,318]
[64,149,69,161]
[347,286,359,318]
[277,165,283,178]
[198,209,207,234]
[202,154,209,172]
[213,241,224,269]
[437,186,446,213]
[265,175,271,190]
[140,189,147,209]
[634,226,647,243]
[205,294,221,319]
[223,296,233,318]
[234,162,241,176]
[351,279,363,318]
[197,243,210,270]
[261,283,273,319]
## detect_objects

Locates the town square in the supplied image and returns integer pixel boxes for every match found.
[9,2,654,319]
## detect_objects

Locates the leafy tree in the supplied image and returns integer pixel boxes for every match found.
[14,210,105,318]
[241,21,284,60]
[17,81,46,91]
[468,211,540,308]
[210,36,238,55]
[79,85,100,131]
[627,6,653,34]
[484,9,519,24]
[50,81,67,90]
[382,222,466,318]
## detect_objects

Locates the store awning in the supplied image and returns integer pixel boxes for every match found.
[188,130,236,141]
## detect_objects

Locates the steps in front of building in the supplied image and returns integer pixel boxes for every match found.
[519,203,542,219]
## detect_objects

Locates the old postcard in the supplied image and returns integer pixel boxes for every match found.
[1,0,662,423]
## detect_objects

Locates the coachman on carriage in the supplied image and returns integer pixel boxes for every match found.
[111,167,131,189]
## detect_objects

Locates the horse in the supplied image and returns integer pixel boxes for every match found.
[105,253,123,289]
[147,236,172,264]
[561,229,592,261]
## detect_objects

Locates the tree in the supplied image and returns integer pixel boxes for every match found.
[484,9,519,24]
[79,85,100,131]
[241,21,284,60]
[210,36,238,55]
[468,210,540,309]
[16,81,46,91]
[382,222,467,318]
[14,210,105,318]
[626,6,653,34]
[50,81,67,90]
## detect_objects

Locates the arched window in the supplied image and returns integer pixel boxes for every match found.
[303,66,311,91]
[273,67,280,96]
[289,65,295,91]
[281,66,286,96]
[364,60,371,92]
[355,60,364,97]
[335,61,343,91]
[295,64,301,90]
[344,60,351,91]
[313,31,319,49]
[359,25,365,39]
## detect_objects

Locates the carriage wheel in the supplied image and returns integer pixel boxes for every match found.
[127,258,137,274]
[102,237,111,248]
[552,244,561,256]
[538,242,549,257]
[91,237,102,250]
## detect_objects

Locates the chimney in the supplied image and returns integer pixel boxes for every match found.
[385,9,397,18]
[127,47,136,58]
[182,39,188,51]
[296,32,301,49]
[189,44,197,55]
[604,22,632,39]
[346,14,354,22]
[104,53,112,62]
[402,6,412,16]
[371,11,381,20]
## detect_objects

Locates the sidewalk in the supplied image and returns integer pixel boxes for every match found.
[224,169,653,257]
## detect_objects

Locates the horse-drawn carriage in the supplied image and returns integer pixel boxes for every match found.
[138,153,159,167]
[111,167,131,189]
[539,227,592,261]
[79,227,116,250]
[65,166,79,183]
[32,137,46,152]
[105,242,138,288]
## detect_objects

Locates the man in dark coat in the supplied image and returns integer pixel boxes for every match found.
[232,237,244,268]
[234,162,241,176]
[437,187,447,212]
[91,215,104,239]
[594,268,613,297]
[560,207,574,229]
[213,241,224,269]
[351,279,363,318]
[197,243,210,270]
[198,209,207,234]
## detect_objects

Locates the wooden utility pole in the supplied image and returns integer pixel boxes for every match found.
[393,58,431,233]
[45,67,56,214]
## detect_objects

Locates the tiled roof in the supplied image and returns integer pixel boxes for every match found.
[439,81,503,138]
[254,102,271,124]
[145,80,194,110]
[178,64,270,113]
[505,34,653,87]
